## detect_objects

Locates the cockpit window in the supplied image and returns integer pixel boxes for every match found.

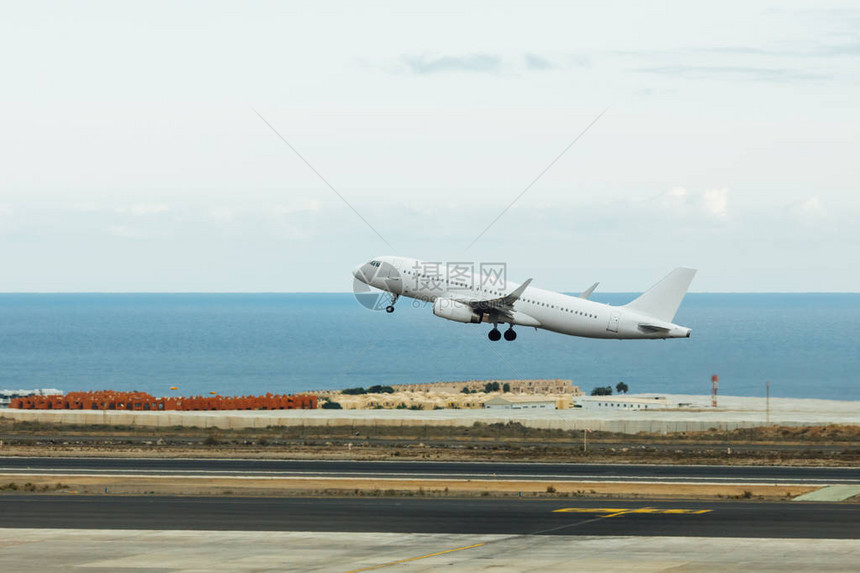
[369,260,381,267]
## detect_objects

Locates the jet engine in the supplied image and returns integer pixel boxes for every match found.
[432,298,482,324]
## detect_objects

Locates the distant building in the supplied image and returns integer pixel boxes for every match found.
[483,396,557,410]
[391,379,581,395]
[576,395,670,410]
[312,379,581,410]
[0,388,63,408]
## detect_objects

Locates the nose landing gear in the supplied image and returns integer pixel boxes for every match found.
[385,294,399,313]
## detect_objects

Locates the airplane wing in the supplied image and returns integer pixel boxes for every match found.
[579,282,599,299]
[451,279,533,321]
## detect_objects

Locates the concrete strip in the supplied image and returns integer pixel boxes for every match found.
[794,486,860,502]
[0,529,859,573]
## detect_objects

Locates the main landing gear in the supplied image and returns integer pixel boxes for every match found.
[488,325,517,341]
[385,294,399,313]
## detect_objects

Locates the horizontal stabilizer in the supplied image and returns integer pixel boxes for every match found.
[638,323,671,334]
[624,268,696,323]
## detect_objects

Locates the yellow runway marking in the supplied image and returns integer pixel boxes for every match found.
[554,507,711,517]
[345,542,485,572]
[346,507,709,571]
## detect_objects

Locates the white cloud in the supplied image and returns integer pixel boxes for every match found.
[273,199,321,216]
[115,203,170,216]
[72,202,101,212]
[401,54,502,74]
[799,195,823,213]
[643,186,730,221]
[207,206,235,222]
[107,225,146,239]
[659,186,689,214]
[0,204,11,233]
[701,188,729,217]
[524,53,556,70]
[791,195,826,223]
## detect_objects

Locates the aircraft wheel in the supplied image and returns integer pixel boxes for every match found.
[488,328,501,341]
[504,328,517,341]
[385,305,395,313]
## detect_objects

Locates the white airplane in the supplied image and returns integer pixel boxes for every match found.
[353,256,696,342]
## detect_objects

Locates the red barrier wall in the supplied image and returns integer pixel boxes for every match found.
[9,391,318,411]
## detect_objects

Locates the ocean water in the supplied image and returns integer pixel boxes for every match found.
[0,293,857,401]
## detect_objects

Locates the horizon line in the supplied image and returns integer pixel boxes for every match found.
[0,291,858,295]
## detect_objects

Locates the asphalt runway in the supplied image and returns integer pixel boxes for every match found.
[2,457,858,484]
[1,496,857,539]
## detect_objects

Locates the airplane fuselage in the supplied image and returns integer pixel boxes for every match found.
[353,256,694,341]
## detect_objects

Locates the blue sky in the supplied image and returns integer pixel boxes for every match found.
[1,1,858,292]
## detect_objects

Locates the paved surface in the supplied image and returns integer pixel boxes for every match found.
[2,496,858,538]
[2,497,858,571]
[794,485,860,502]
[1,529,858,573]
[2,457,858,485]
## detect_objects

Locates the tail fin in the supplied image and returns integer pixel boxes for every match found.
[624,268,696,322]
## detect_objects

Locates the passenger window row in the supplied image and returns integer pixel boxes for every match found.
[520,298,597,318]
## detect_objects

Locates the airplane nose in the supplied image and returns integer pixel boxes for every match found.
[352,265,364,281]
